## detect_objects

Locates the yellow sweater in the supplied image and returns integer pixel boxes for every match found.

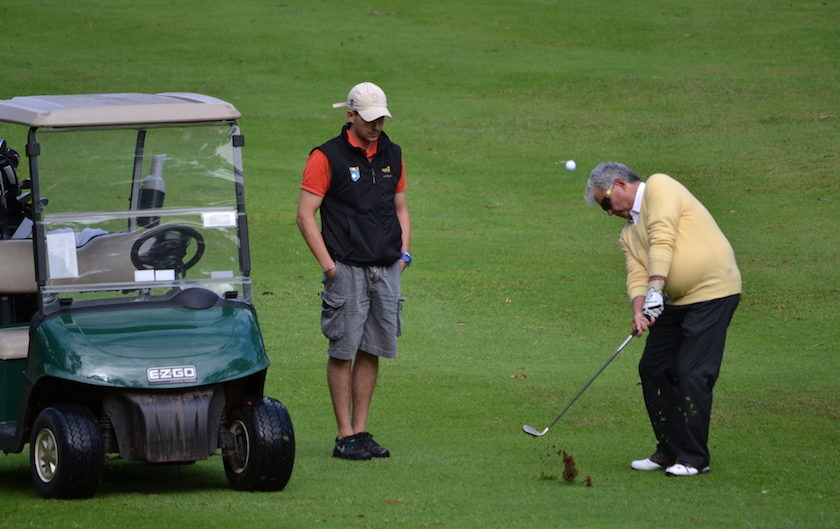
[620,173,741,305]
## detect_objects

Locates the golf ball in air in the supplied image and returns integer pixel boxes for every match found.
[565,160,576,171]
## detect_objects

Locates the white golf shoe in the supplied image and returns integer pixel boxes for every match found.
[631,457,666,471]
[631,452,674,471]
[665,463,710,476]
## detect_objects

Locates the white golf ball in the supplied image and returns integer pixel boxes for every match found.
[565,160,576,171]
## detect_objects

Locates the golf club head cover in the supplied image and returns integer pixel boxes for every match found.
[642,287,665,319]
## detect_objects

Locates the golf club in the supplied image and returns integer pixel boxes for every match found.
[522,331,636,437]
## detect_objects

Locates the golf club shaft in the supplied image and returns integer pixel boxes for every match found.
[541,332,635,431]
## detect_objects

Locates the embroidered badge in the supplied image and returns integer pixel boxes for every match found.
[381,165,392,177]
[350,166,360,182]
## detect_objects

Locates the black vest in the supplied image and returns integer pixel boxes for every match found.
[316,124,403,266]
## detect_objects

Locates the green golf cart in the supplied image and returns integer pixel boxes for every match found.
[0,93,294,498]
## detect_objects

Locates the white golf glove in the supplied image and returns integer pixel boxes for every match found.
[642,287,665,320]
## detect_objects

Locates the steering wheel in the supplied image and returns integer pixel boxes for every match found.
[130,224,205,277]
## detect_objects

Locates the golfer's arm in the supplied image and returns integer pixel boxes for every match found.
[296,189,334,271]
[631,295,645,316]
[394,191,411,253]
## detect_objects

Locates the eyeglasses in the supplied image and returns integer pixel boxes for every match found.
[599,187,613,212]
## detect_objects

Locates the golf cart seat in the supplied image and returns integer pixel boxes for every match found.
[50,229,146,286]
[0,239,37,294]
[0,229,147,293]
[0,326,28,360]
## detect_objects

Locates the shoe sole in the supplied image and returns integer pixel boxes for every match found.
[332,452,372,460]
[665,467,710,477]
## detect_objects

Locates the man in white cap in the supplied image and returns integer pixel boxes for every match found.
[297,82,412,460]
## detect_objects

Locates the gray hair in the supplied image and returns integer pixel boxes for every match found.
[583,162,641,205]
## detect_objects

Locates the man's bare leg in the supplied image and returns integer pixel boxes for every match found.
[351,350,379,434]
[327,356,354,439]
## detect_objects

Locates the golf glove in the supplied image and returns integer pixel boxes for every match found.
[642,288,665,320]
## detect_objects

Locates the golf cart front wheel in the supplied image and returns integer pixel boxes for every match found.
[223,397,295,491]
[30,405,105,499]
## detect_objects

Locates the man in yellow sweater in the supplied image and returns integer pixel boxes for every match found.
[584,162,741,477]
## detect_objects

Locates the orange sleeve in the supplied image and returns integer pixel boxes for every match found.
[300,149,331,197]
[395,158,407,193]
[302,148,407,195]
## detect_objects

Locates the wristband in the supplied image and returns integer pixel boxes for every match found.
[400,251,412,266]
[323,264,336,273]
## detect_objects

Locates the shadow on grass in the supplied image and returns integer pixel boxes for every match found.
[0,454,230,497]
[98,458,230,496]
[0,455,31,495]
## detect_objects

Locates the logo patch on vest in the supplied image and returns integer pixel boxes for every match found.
[349,166,360,182]
[381,165,392,177]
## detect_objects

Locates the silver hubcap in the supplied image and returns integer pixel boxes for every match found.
[34,428,58,483]
[229,420,250,474]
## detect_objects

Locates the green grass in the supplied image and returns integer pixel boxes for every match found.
[1,0,839,527]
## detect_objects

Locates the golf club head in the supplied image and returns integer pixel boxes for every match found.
[522,424,549,437]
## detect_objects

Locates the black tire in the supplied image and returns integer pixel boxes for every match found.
[30,405,105,499]
[223,397,295,492]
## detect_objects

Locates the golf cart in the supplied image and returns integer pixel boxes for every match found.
[0,93,294,498]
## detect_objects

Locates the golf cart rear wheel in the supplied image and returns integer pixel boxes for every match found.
[223,397,295,491]
[30,405,105,499]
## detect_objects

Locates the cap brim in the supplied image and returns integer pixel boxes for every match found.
[356,107,392,122]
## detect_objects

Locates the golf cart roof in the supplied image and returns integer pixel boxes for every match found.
[0,92,241,128]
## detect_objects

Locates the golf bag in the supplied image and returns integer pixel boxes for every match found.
[0,139,37,326]
[0,139,26,239]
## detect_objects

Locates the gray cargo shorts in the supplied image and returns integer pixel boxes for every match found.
[319,261,404,360]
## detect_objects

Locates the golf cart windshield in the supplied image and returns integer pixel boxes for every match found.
[34,122,249,310]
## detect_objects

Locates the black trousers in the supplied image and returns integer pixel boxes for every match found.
[639,294,740,468]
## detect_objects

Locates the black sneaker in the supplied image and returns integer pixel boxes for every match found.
[358,432,390,458]
[333,434,372,460]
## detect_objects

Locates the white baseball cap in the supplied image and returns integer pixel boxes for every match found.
[332,82,392,122]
